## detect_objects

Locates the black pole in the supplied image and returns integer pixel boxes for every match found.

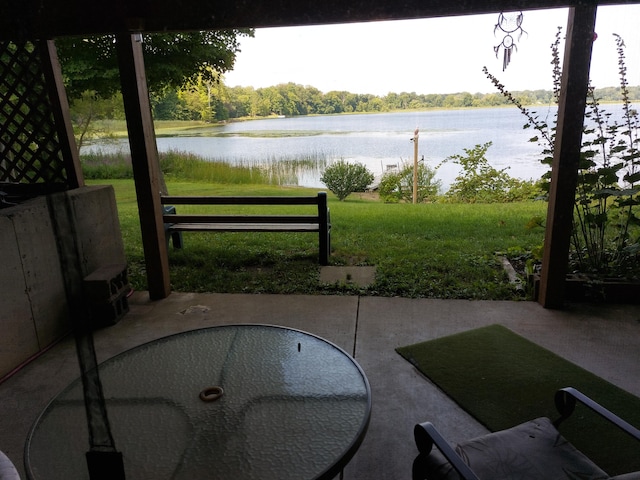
[46,191,125,479]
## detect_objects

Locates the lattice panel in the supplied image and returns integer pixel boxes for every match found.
[0,41,69,185]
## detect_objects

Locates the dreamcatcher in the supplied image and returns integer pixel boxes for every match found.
[494,11,526,71]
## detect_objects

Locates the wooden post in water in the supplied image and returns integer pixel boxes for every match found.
[412,127,419,204]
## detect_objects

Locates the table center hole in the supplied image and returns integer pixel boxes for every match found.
[199,386,224,402]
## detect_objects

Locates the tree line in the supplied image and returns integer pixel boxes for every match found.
[54,32,640,125]
[150,82,640,122]
[54,32,640,126]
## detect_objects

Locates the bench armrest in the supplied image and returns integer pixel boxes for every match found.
[554,387,640,442]
[413,422,480,480]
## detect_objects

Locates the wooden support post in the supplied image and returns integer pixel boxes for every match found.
[40,40,84,189]
[538,6,597,309]
[413,127,419,204]
[116,33,171,300]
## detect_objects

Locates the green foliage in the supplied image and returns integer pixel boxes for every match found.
[443,142,541,203]
[59,31,252,145]
[70,91,123,150]
[320,160,374,201]
[378,162,441,203]
[485,31,640,279]
[56,30,253,99]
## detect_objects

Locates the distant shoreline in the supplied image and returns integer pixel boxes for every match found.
[91,101,631,140]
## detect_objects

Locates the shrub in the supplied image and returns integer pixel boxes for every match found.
[378,162,441,203]
[320,159,374,201]
[444,142,540,203]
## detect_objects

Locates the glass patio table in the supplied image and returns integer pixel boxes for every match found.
[25,324,371,480]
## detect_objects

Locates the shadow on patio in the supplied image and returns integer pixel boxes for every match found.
[1,292,639,479]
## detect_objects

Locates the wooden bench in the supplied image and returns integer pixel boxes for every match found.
[160,192,331,265]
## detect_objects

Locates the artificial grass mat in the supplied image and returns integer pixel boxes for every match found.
[396,324,640,476]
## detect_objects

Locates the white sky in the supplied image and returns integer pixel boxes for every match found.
[223,5,640,95]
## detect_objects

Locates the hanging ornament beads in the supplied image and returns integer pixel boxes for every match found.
[494,11,526,71]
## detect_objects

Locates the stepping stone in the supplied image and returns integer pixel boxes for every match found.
[319,266,376,287]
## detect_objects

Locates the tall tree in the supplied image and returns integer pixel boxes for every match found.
[55,30,254,99]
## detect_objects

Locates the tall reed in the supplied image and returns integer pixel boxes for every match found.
[81,150,133,179]
[159,150,264,184]
[80,149,329,185]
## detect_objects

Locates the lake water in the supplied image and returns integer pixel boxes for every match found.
[84,105,628,191]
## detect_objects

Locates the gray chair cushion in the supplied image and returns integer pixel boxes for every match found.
[420,417,614,480]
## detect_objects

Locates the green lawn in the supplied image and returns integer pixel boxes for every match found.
[96,179,547,300]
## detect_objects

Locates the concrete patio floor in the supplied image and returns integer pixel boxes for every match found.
[1,292,639,479]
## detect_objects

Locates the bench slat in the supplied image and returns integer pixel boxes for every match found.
[161,196,320,206]
[163,214,320,224]
[168,223,320,232]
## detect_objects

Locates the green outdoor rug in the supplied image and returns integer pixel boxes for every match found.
[396,324,640,476]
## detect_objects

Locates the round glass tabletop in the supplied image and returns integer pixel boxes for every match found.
[25,324,371,480]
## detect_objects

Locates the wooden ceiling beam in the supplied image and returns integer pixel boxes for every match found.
[3,0,637,40]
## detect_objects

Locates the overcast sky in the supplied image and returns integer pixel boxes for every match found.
[223,5,640,96]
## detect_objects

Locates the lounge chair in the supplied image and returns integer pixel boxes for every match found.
[412,387,640,480]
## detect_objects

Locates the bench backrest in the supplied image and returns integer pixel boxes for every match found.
[160,192,329,225]
[161,193,326,207]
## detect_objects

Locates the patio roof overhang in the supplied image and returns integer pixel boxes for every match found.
[2,0,636,39]
[3,0,638,308]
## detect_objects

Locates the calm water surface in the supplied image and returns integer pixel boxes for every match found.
[86,105,626,190]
